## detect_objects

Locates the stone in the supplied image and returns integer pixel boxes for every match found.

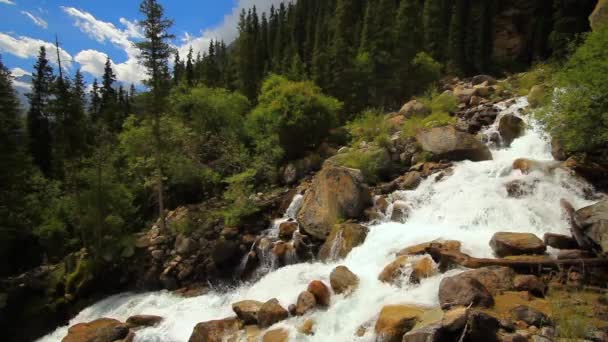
[513,275,546,297]
[397,240,461,257]
[512,158,561,175]
[472,75,497,86]
[318,223,369,261]
[307,280,331,307]
[542,233,578,249]
[459,267,516,296]
[295,291,317,315]
[499,333,527,342]
[591,0,608,31]
[374,305,424,342]
[379,256,437,286]
[498,114,525,147]
[575,199,608,254]
[298,319,315,335]
[399,100,431,118]
[511,305,550,327]
[490,232,546,257]
[390,201,411,223]
[401,324,443,342]
[330,265,359,295]
[188,318,243,342]
[463,311,500,342]
[175,235,198,256]
[262,328,289,342]
[441,306,468,332]
[415,126,492,162]
[297,166,372,240]
[232,300,263,324]
[396,172,422,190]
[62,318,129,342]
[257,299,289,328]
[126,315,163,328]
[278,221,298,241]
[505,179,539,198]
[438,274,494,309]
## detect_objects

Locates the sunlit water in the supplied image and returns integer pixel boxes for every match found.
[39,97,597,342]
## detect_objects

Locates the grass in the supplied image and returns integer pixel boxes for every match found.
[402,90,458,138]
[333,147,391,184]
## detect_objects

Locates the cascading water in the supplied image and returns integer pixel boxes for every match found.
[39,97,599,342]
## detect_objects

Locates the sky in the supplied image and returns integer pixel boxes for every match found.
[0,0,286,91]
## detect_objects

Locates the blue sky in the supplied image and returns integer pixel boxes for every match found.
[0,0,285,90]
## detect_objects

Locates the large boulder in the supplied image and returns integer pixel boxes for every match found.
[402,324,444,342]
[318,223,369,261]
[511,305,550,327]
[438,274,494,309]
[590,0,608,31]
[330,266,359,295]
[415,126,492,162]
[472,75,497,86]
[295,291,317,316]
[188,318,243,342]
[374,305,424,342]
[62,318,129,342]
[459,267,516,296]
[378,256,437,286]
[307,280,331,307]
[231,300,263,324]
[126,315,163,328]
[575,199,608,254]
[399,100,431,118]
[490,232,546,257]
[543,233,578,250]
[462,311,500,342]
[498,114,525,147]
[297,166,372,240]
[513,275,546,297]
[258,299,289,328]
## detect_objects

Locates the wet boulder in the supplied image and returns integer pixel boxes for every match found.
[460,267,516,296]
[231,300,263,324]
[278,221,298,241]
[390,201,411,223]
[505,179,539,198]
[257,299,289,328]
[318,223,369,261]
[297,166,372,240]
[490,232,546,257]
[63,318,130,342]
[262,328,289,342]
[415,126,492,162]
[498,114,525,147]
[295,291,317,315]
[438,274,494,309]
[126,315,163,328]
[512,158,561,175]
[542,233,578,250]
[307,280,331,307]
[330,265,359,295]
[188,318,243,342]
[575,199,608,254]
[374,305,424,342]
[379,256,437,286]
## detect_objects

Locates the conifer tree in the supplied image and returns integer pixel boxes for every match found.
[173,50,184,85]
[100,57,118,130]
[423,0,451,62]
[90,79,101,121]
[27,46,54,176]
[395,0,425,97]
[186,46,194,86]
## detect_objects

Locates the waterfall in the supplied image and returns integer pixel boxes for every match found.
[39,97,598,342]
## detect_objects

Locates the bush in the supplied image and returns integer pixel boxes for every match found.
[246,75,342,161]
[411,52,442,91]
[537,24,608,151]
[403,90,457,138]
[422,89,458,114]
[223,169,260,226]
[333,147,392,184]
[347,109,396,145]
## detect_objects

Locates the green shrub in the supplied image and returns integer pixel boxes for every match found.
[411,52,442,91]
[223,169,260,226]
[403,111,456,138]
[333,147,391,184]
[347,109,396,145]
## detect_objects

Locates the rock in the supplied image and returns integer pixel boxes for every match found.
[295,291,317,315]
[397,240,461,257]
[188,318,242,342]
[441,306,468,332]
[379,256,437,286]
[438,274,494,309]
[499,333,528,342]
[318,223,369,261]
[513,275,546,297]
[211,239,239,266]
[388,114,406,127]
[550,137,568,161]
[543,233,578,249]
[221,226,239,240]
[490,232,546,257]
[463,311,500,342]
[415,126,492,162]
[175,235,198,256]
[498,114,525,147]
[396,172,422,190]
[307,280,331,307]
[454,87,477,103]
[374,305,424,342]
[575,199,608,254]
[505,179,539,198]
[459,267,516,296]
[62,318,130,342]
[590,0,608,31]
[257,299,289,328]
[232,300,263,324]
[330,266,359,295]
[474,85,491,97]
[297,166,372,240]
[402,324,443,342]
[298,319,315,335]
[511,305,550,327]
[126,315,163,328]
[278,221,298,241]
[512,158,561,175]
[390,201,411,223]
[262,328,289,342]
[399,100,431,118]
[472,75,497,86]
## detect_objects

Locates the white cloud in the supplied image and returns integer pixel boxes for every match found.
[0,0,16,5]
[21,11,48,29]
[178,0,289,57]
[62,6,145,85]
[0,32,72,67]
[13,79,30,89]
[11,67,29,78]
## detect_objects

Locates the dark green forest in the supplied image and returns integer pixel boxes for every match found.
[0,0,598,277]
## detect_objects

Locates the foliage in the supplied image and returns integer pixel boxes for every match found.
[223,169,260,226]
[537,24,608,151]
[347,109,396,146]
[246,75,342,160]
[333,147,391,184]
[411,52,442,91]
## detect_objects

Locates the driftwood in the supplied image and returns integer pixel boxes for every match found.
[426,245,608,273]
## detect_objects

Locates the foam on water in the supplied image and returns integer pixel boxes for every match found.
[39,97,597,342]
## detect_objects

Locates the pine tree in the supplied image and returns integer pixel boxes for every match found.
[27,46,54,176]
[447,0,468,73]
[100,57,118,130]
[90,79,101,121]
[423,0,452,62]
[395,0,425,97]
[50,36,74,177]
[136,0,175,232]
[186,46,195,86]
[173,50,185,85]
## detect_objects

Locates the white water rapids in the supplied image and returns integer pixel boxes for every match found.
[39,97,599,342]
